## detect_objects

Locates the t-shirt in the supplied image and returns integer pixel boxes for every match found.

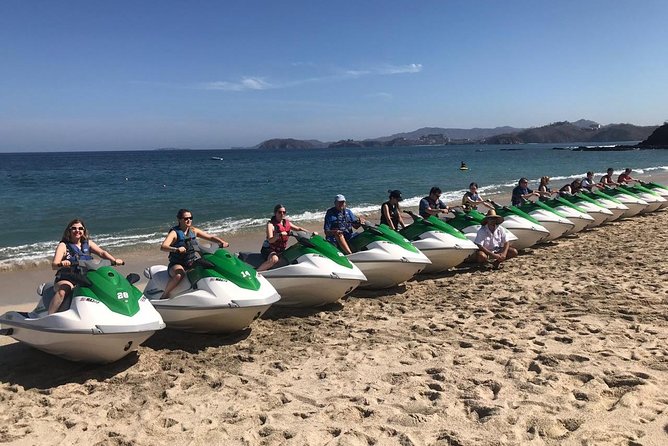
[462,191,481,209]
[324,207,358,243]
[419,196,447,219]
[474,224,507,251]
[581,177,594,190]
[511,186,533,206]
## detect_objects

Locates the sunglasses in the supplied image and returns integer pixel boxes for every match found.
[70,227,85,231]
[277,210,287,214]
[181,216,193,221]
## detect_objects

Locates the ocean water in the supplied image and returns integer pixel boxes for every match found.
[2,144,668,269]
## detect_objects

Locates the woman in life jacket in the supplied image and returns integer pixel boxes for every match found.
[50,218,124,314]
[257,204,310,271]
[380,190,406,231]
[159,208,229,299]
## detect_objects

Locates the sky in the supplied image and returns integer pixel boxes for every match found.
[1,0,667,151]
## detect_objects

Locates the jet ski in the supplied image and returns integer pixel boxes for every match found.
[238,231,366,307]
[559,193,615,227]
[640,181,668,203]
[446,209,519,246]
[143,243,280,333]
[347,223,431,289]
[488,203,551,249]
[537,197,595,235]
[579,190,639,222]
[618,184,666,213]
[594,187,649,218]
[514,200,575,241]
[0,260,165,363]
[399,211,479,273]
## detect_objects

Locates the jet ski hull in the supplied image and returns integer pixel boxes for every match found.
[526,210,574,242]
[145,266,280,333]
[500,216,550,250]
[549,206,593,234]
[411,232,479,273]
[263,275,362,307]
[351,259,428,289]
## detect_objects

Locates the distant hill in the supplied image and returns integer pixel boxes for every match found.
[256,138,327,149]
[373,126,523,142]
[638,122,668,147]
[485,121,657,144]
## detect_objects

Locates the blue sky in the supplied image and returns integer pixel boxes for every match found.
[1,0,667,151]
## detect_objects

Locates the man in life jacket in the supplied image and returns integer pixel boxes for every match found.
[324,195,364,255]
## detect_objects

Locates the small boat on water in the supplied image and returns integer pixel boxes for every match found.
[211,156,224,161]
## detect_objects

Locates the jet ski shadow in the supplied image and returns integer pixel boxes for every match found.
[0,342,139,390]
[143,327,252,353]
[262,302,345,321]
[348,284,408,299]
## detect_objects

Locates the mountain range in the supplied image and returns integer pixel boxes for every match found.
[255,120,658,149]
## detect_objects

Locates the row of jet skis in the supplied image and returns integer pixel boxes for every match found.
[1,182,667,363]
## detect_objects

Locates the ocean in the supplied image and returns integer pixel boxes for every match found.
[2,144,668,269]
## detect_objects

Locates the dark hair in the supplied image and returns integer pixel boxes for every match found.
[429,186,441,195]
[61,218,89,243]
[273,204,285,213]
[176,208,192,219]
[469,182,478,189]
[519,177,528,184]
[388,189,402,199]
[587,171,593,176]
[607,167,613,173]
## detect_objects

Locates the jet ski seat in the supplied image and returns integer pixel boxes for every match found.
[237,252,264,269]
[237,252,289,270]
[36,282,73,314]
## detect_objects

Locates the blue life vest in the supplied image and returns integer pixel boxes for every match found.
[168,226,198,265]
[65,241,93,262]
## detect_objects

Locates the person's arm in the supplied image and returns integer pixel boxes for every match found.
[350,210,364,228]
[324,211,340,237]
[89,240,122,265]
[161,230,184,254]
[265,221,279,242]
[194,227,229,248]
[397,206,406,229]
[381,203,395,230]
[52,242,68,270]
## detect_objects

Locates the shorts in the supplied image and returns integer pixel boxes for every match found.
[261,246,282,260]
[55,267,89,287]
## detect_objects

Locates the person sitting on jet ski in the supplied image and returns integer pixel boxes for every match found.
[511,178,540,206]
[257,204,310,271]
[159,209,230,299]
[580,171,598,191]
[600,167,619,187]
[50,218,124,314]
[419,186,450,218]
[617,168,637,184]
[380,190,406,231]
[324,194,364,255]
[537,176,559,198]
[462,182,494,211]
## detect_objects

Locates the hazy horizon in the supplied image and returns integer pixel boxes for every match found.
[2,1,668,152]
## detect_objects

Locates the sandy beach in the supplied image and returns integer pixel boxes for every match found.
[1,205,667,444]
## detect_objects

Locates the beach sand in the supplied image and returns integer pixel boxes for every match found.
[1,207,667,444]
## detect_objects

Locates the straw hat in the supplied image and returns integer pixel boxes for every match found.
[482,209,504,225]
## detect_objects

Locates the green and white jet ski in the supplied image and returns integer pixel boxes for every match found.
[559,193,615,227]
[537,197,595,235]
[618,184,667,213]
[445,209,519,246]
[399,211,479,273]
[488,203,551,249]
[0,260,165,363]
[514,199,575,241]
[144,243,280,333]
[239,231,366,308]
[347,223,431,289]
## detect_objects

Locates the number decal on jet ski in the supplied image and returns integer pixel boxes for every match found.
[117,291,130,300]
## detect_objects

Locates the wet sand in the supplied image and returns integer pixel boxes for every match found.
[1,205,667,444]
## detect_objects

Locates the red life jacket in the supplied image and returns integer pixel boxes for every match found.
[268,218,292,252]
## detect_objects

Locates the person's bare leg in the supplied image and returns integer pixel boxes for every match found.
[257,254,279,272]
[48,281,72,314]
[161,265,186,299]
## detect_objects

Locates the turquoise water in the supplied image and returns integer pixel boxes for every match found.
[2,144,667,268]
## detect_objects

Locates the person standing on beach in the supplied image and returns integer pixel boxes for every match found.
[474,210,517,269]
[617,168,637,184]
[380,190,406,231]
[50,218,124,314]
[461,182,494,211]
[324,195,364,255]
[511,178,540,206]
[419,187,450,218]
[257,204,310,271]
[159,209,229,300]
